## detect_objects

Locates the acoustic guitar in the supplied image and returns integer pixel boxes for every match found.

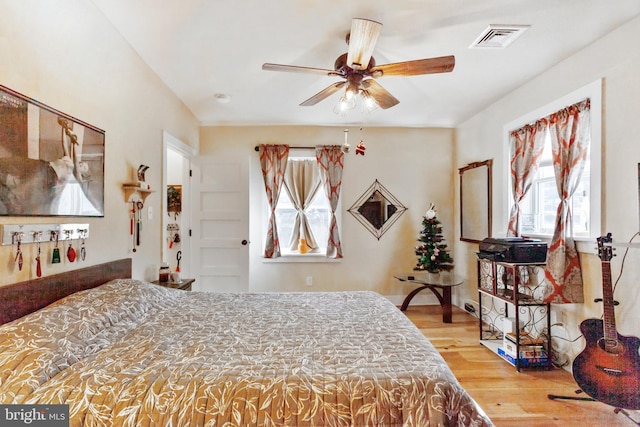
[572,233,640,409]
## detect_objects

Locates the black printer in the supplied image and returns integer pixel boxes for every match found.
[477,237,548,263]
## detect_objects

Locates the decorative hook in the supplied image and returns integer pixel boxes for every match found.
[78,228,87,261]
[13,232,24,271]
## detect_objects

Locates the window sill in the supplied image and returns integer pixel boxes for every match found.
[261,253,342,263]
[521,234,597,254]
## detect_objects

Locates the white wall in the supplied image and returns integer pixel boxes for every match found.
[199,125,456,301]
[455,16,640,368]
[0,0,199,285]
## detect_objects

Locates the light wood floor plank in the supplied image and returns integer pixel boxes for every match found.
[403,305,639,427]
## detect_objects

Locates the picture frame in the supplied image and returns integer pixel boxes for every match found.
[0,85,105,217]
[167,184,182,214]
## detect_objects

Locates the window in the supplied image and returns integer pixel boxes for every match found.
[275,175,331,255]
[504,79,601,241]
[267,153,335,257]
[519,132,591,237]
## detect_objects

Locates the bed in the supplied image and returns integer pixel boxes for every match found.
[0,259,493,426]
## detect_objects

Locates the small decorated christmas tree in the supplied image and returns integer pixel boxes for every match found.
[414,203,454,273]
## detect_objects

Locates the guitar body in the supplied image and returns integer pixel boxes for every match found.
[573,318,640,409]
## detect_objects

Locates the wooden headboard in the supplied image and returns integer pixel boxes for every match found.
[0,258,132,325]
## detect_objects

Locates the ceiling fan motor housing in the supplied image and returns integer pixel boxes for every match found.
[334,53,376,76]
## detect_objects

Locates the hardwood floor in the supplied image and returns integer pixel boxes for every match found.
[403,305,639,427]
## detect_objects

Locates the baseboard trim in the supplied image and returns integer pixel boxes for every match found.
[385,294,439,307]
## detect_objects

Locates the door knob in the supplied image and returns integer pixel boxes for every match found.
[241,239,249,245]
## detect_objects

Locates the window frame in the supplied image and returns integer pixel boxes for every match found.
[502,79,602,247]
[519,133,592,238]
[260,148,342,263]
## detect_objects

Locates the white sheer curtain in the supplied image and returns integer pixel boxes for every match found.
[283,158,321,252]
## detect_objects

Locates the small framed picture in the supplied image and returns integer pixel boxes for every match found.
[167,185,182,214]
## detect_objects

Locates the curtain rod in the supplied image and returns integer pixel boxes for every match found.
[254,145,316,151]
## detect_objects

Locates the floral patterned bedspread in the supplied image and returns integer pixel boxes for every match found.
[0,279,492,426]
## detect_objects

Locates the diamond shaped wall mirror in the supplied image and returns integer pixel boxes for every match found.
[348,180,407,240]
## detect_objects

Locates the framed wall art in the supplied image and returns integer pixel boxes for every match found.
[0,85,104,217]
[167,184,182,216]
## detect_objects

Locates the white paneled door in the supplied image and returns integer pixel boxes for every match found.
[191,155,249,292]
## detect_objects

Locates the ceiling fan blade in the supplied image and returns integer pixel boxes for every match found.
[361,79,399,109]
[300,81,346,106]
[262,63,341,76]
[369,55,455,77]
[346,18,382,71]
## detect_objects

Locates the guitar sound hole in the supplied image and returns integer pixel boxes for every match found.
[598,338,625,355]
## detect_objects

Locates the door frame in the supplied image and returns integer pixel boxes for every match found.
[162,131,196,274]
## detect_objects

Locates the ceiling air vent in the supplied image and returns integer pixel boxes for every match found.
[470,25,530,49]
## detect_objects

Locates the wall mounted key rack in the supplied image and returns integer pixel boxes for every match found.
[0,224,90,246]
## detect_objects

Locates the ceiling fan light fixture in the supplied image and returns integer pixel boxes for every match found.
[333,95,356,115]
[344,89,355,101]
[340,95,356,110]
[360,90,379,113]
[345,82,359,100]
[346,18,382,70]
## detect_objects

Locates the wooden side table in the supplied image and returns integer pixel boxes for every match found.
[394,274,463,323]
[152,278,195,291]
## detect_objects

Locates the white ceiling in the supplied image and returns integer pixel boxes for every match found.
[90,0,640,128]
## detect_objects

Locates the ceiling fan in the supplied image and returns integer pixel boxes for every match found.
[262,18,455,110]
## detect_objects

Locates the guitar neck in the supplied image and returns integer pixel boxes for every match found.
[601,260,618,346]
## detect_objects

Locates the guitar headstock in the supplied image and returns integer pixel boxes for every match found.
[597,233,614,262]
